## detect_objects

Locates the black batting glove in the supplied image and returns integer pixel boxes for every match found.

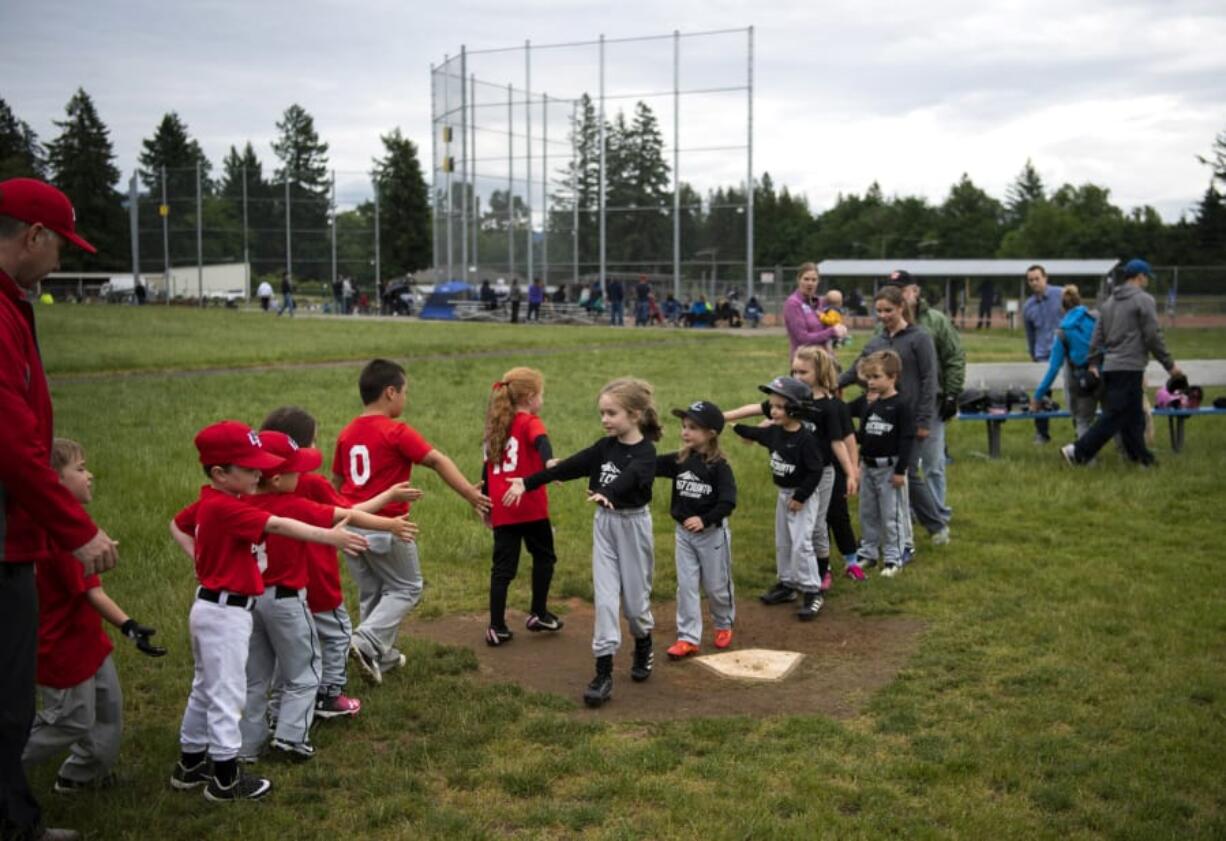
[939,394,959,421]
[121,619,167,657]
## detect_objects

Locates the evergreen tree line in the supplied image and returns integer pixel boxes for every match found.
[0,91,430,280]
[3,89,1223,285]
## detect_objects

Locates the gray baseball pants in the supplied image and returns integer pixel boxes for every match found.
[240,588,320,754]
[859,464,909,566]
[673,522,735,645]
[345,530,420,669]
[23,655,122,784]
[774,488,821,593]
[808,465,835,559]
[180,597,253,761]
[313,604,352,695]
[591,506,655,658]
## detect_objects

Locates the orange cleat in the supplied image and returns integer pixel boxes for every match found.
[713,629,733,650]
[666,640,700,660]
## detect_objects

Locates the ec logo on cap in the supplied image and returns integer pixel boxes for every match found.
[248,432,261,447]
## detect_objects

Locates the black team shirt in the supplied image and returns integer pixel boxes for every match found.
[654,452,737,528]
[849,393,915,477]
[732,423,822,502]
[758,397,847,469]
[523,436,656,509]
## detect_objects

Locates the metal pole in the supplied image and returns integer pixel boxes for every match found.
[525,40,533,286]
[284,172,292,283]
[430,62,440,280]
[1170,265,1179,327]
[460,47,469,283]
[746,25,755,302]
[471,72,478,279]
[444,54,453,282]
[571,100,579,287]
[329,170,337,298]
[241,164,249,289]
[542,93,548,286]
[196,160,203,305]
[128,172,140,294]
[373,173,382,309]
[161,165,169,304]
[672,29,681,302]
[598,33,607,299]
[508,83,514,279]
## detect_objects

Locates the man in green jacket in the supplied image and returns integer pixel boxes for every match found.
[888,271,965,542]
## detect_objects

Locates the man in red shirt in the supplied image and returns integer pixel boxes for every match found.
[0,178,119,841]
[333,359,491,685]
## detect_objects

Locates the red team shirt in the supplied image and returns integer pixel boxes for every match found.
[487,412,550,528]
[176,486,271,596]
[243,493,335,590]
[35,550,113,688]
[295,473,349,613]
[332,415,432,517]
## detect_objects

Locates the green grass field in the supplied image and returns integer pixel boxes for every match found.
[28,307,1226,839]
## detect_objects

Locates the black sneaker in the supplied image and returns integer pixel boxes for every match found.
[270,738,315,761]
[583,656,614,708]
[204,770,273,802]
[796,591,823,621]
[630,635,654,682]
[485,625,513,646]
[526,611,564,632]
[760,582,797,605]
[170,759,212,790]
[54,772,117,794]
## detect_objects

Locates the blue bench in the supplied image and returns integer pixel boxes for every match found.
[956,407,1226,458]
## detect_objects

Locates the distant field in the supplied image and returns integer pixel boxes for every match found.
[29,308,1226,839]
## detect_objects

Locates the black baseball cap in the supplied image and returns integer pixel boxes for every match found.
[886,269,917,287]
[671,400,725,433]
[758,376,811,407]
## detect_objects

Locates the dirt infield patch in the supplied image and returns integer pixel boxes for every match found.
[407,598,924,721]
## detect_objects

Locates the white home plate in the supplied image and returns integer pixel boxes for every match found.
[693,649,804,682]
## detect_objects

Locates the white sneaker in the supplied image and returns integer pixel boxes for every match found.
[881,564,901,578]
[1060,443,1077,466]
[932,527,950,546]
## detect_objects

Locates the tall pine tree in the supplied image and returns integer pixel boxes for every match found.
[138,112,212,196]
[46,88,126,270]
[0,98,46,179]
[373,128,431,277]
[271,104,331,278]
[1005,159,1045,228]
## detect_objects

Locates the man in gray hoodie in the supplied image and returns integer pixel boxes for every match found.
[1062,259,1182,466]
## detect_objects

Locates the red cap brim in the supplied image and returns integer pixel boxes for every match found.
[232,451,286,471]
[266,447,323,476]
[59,229,97,254]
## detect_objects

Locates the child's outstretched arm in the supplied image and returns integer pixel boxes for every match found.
[169,520,195,561]
[86,588,166,656]
[723,403,764,422]
[420,449,492,515]
[335,508,419,543]
[352,481,423,513]
[266,513,369,555]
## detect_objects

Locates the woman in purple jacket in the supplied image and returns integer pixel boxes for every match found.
[784,263,846,358]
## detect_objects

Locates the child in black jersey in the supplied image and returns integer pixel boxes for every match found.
[847,351,915,578]
[654,401,737,659]
[732,376,825,620]
[504,378,660,709]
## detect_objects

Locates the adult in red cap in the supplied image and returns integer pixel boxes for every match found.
[1,177,113,840]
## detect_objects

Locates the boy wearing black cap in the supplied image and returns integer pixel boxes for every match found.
[654,402,737,658]
[169,422,369,803]
[733,378,825,620]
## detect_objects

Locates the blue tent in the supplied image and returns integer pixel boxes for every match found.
[420,281,473,320]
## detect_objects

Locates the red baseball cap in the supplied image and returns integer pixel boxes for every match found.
[0,178,97,254]
[257,430,323,475]
[195,421,284,470]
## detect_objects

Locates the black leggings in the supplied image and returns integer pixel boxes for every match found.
[490,519,557,627]
[827,467,858,559]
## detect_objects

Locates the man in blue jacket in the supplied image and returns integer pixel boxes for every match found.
[1023,265,1064,443]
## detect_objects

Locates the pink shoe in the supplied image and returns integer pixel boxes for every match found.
[845,565,866,582]
[315,693,361,719]
[820,571,833,592]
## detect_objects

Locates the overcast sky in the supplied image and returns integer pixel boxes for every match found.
[5,0,1224,222]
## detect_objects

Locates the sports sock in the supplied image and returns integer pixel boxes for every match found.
[817,557,830,578]
[180,750,207,768]
[212,759,237,786]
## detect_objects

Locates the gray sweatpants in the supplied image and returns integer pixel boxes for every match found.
[591,506,655,658]
[23,655,122,783]
[346,529,421,668]
[313,604,352,695]
[240,588,320,754]
[674,522,735,645]
[808,465,835,559]
[774,488,821,593]
[859,464,909,566]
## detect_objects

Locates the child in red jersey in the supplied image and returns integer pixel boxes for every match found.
[237,431,418,762]
[481,367,563,646]
[169,421,368,803]
[22,439,165,794]
[332,359,491,685]
[259,406,422,720]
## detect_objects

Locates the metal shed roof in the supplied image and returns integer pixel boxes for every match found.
[816,259,1118,277]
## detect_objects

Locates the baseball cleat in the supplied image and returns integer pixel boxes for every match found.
[583,656,614,708]
[203,770,272,802]
[170,759,213,791]
[881,564,901,578]
[270,738,315,762]
[630,635,654,682]
[526,611,564,632]
[713,628,733,650]
[349,641,382,685]
[796,592,823,621]
[315,693,361,719]
[485,625,513,646]
[760,582,797,605]
[666,640,700,660]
